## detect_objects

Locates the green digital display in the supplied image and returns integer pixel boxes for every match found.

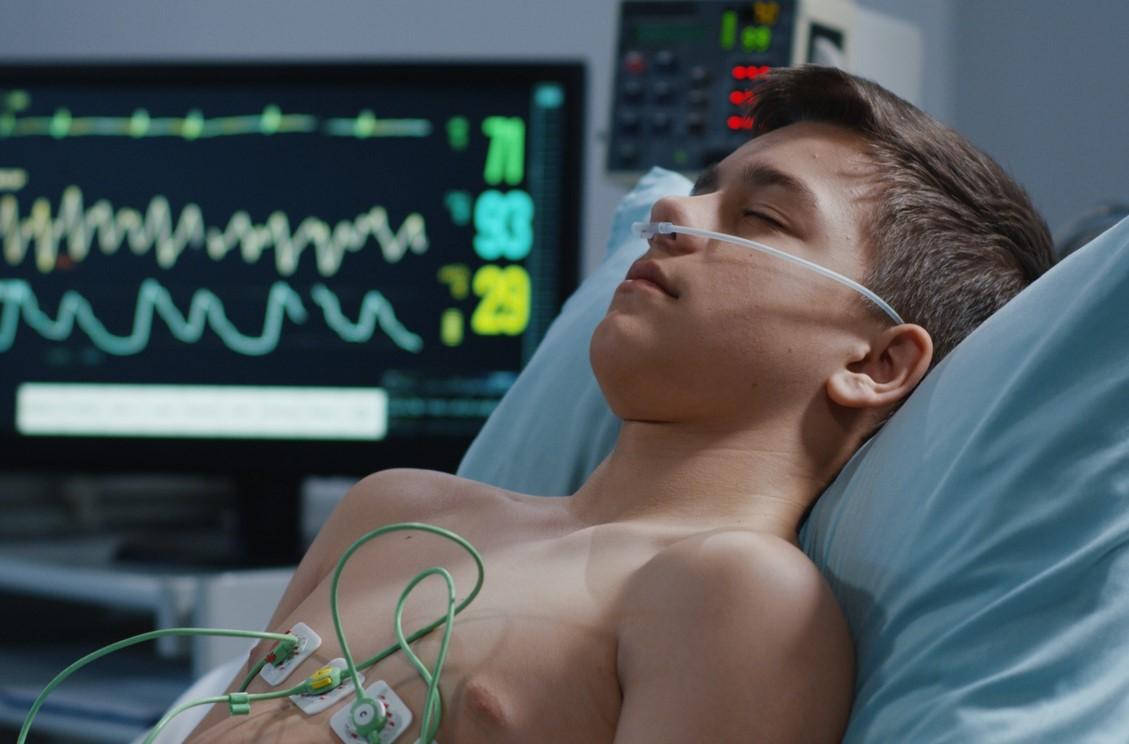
[633,23,707,44]
[721,3,782,51]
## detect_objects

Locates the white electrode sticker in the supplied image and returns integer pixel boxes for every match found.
[260,622,323,686]
[329,680,424,744]
[289,658,364,715]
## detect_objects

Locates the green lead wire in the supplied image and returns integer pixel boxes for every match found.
[394,566,457,739]
[330,522,485,741]
[238,657,270,692]
[18,521,485,744]
[17,627,297,744]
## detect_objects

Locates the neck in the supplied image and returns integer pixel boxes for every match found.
[565,418,836,544]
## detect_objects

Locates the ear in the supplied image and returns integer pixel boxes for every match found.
[826,324,934,411]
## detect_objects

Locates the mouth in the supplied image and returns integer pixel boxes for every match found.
[624,259,678,298]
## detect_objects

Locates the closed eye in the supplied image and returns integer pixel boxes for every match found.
[742,210,785,229]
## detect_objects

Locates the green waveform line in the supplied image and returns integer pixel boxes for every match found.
[0,105,431,140]
[1,186,429,276]
[0,278,423,356]
[323,110,432,138]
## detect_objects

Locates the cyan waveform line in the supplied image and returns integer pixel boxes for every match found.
[0,186,429,276]
[311,284,423,353]
[0,278,423,356]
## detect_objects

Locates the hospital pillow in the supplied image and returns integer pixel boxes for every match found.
[802,216,1129,742]
[458,169,1129,741]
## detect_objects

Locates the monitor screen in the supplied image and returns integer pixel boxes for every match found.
[0,62,584,480]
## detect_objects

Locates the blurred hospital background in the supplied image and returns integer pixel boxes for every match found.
[0,1,1126,741]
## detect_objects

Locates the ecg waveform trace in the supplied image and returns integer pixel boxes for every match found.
[0,187,429,276]
[0,278,423,356]
[0,104,433,140]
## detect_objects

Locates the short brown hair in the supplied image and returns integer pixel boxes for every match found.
[747,65,1055,371]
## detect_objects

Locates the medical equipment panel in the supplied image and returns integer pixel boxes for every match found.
[608,0,854,173]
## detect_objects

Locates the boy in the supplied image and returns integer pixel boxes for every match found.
[189,66,1054,743]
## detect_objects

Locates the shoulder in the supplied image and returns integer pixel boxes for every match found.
[343,468,500,521]
[623,529,833,612]
[614,530,854,741]
[311,469,500,570]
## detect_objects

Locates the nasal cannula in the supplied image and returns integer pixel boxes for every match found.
[632,221,905,325]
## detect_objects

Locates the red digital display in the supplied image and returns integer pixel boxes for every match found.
[726,115,754,130]
[731,64,772,81]
[728,89,755,106]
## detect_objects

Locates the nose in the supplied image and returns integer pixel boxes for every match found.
[646,195,712,255]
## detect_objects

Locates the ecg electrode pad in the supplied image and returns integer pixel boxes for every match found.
[632,221,905,325]
[330,680,416,744]
[260,622,322,686]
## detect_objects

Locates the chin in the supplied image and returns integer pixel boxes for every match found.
[589,322,679,421]
[590,326,642,414]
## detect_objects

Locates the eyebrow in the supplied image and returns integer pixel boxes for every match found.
[691,160,820,213]
[740,162,820,211]
[690,162,719,195]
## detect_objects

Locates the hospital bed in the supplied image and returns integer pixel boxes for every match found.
[130,167,1129,743]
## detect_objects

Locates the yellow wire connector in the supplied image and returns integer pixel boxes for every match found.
[304,664,344,695]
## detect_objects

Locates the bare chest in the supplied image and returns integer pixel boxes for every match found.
[199,513,657,744]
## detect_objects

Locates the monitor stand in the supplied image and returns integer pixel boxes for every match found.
[232,475,303,567]
[112,476,303,569]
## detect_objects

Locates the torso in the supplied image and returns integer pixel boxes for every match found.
[187,472,705,743]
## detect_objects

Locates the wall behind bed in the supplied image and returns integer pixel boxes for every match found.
[950,0,1129,243]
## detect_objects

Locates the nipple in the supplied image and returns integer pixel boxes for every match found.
[461,676,512,729]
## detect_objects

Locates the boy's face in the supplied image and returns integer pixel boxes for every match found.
[591,121,885,428]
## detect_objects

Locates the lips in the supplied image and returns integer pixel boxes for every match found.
[625,259,678,297]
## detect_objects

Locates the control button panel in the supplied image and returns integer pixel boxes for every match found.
[608,0,849,174]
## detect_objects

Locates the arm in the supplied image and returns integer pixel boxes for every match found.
[613,531,854,743]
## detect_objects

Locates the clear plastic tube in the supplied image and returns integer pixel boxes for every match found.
[632,221,904,325]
